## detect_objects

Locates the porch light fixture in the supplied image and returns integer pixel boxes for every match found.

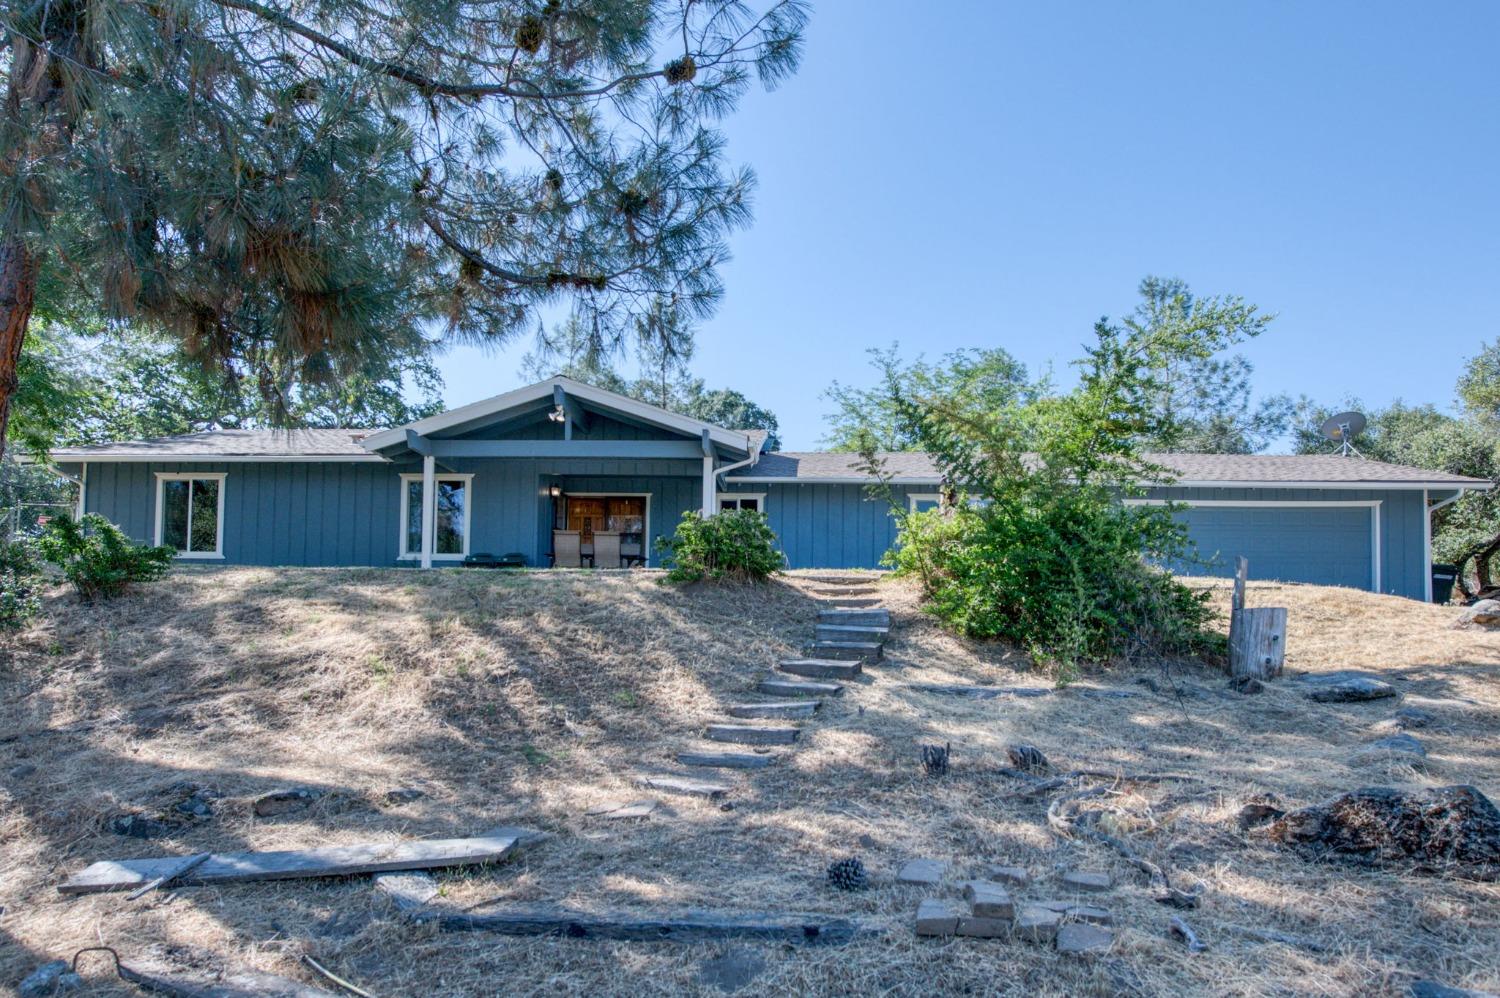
[547,404,567,422]
[549,484,562,498]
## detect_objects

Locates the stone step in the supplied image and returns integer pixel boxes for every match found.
[778,658,863,680]
[819,597,882,608]
[637,774,730,799]
[818,608,890,625]
[678,750,776,770]
[802,574,880,586]
[757,678,844,698]
[806,641,884,664]
[725,701,821,719]
[815,624,889,643]
[810,587,877,598]
[705,724,801,746]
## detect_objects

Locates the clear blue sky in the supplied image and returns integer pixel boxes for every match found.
[434,0,1500,451]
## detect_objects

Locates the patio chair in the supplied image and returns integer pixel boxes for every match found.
[552,530,582,568]
[592,531,622,569]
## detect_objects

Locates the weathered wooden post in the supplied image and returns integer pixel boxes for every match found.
[1228,556,1287,680]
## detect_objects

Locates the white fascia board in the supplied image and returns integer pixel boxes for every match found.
[41,453,387,463]
[723,476,943,485]
[362,376,752,454]
[1158,479,1492,491]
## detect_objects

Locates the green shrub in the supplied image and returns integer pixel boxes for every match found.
[0,538,44,630]
[37,514,174,601]
[656,509,784,583]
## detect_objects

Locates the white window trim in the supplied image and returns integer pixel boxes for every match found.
[562,492,653,567]
[908,492,943,512]
[154,472,227,560]
[1123,498,1383,593]
[717,492,767,514]
[398,473,474,561]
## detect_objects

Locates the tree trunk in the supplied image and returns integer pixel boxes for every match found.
[0,238,39,463]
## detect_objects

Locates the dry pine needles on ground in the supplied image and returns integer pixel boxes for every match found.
[2,569,1499,996]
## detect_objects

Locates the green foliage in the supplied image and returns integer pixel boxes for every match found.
[656,510,783,583]
[867,281,1266,672]
[1458,339,1500,420]
[37,514,174,601]
[4,0,807,458]
[0,539,44,631]
[822,344,1033,452]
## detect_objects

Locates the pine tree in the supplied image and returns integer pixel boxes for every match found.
[0,0,808,458]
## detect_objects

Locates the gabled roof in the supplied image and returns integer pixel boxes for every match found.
[47,428,385,462]
[726,450,1491,489]
[359,376,757,455]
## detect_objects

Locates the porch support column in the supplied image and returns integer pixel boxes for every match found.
[420,453,436,569]
[701,429,716,517]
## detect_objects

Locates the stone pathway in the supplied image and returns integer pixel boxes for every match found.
[633,573,891,802]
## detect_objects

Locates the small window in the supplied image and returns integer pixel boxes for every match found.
[908,493,943,513]
[717,494,764,514]
[400,474,473,559]
[155,473,226,559]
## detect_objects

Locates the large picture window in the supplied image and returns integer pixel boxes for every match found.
[400,474,472,559]
[154,473,226,559]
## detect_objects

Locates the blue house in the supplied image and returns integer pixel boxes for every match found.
[47,377,1488,600]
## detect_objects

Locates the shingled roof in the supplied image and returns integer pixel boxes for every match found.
[726,451,1490,488]
[48,429,382,461]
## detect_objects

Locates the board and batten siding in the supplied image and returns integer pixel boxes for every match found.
[80,458,706,568]
[1143,486,1427,600]
[720,483,926,570]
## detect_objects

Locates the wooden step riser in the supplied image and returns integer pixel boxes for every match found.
[778,659,863,680]
[810,588,878,598]
[756,679,844,698]
[817,610,890,626]
[820,598,882,608]
[638,775,729,798]
[678,752,775,770]
[806,643,883,664]
[815,625,889,643]
[802,575,883,586]
[705,725,800,746]
[726,702,821,719]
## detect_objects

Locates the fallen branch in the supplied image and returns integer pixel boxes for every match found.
[1225,924,1329,953]
[406,904,862,945]
[70,947,334,997]
[301,955,376,998]
[1169,916,1207,952]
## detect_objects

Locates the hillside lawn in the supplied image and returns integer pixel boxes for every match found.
[2,568,1499,996]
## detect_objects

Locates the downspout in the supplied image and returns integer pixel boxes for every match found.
[713,433,766,490]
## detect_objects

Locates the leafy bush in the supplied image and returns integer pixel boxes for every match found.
[37,514,174,601]
[867,284,1252,675]
[0,538,44,630]
[656,509,784,583]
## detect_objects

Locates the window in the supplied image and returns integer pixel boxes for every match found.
[400,474,473,559]
[155,473,226,559]
[908,493,943,513]
[717,493,765,514]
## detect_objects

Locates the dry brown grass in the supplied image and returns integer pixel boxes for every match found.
[2,569,1499,996]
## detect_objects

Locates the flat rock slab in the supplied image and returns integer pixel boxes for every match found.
[374,872,440,910]
[818,608,890,624]
[60,830,530,895]
[757,678,844,698]
[1410,980,1500,998]
[986,865,1030,886]
[779,659,862,680]
[914,898,961,937]
[1035,901,1113,925]
[896,858,949,886]
[705,724,800,746]
[961,880,1014,918]
[1061,870,1113,892]
[1296,671,1398,702]
[726,701,820,719]
[1057,922,1114,955]
[586,798,660,819]
[412,905,859,945]
[806,642,883,663]
[678,751,775,770]
[638,774,729,799]
[1014,904,1064,943]
[956,914,1010,938]
[1361,733,1428,757]
[819,597,881,608]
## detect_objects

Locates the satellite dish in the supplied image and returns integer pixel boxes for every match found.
[1320,411,1367,456]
